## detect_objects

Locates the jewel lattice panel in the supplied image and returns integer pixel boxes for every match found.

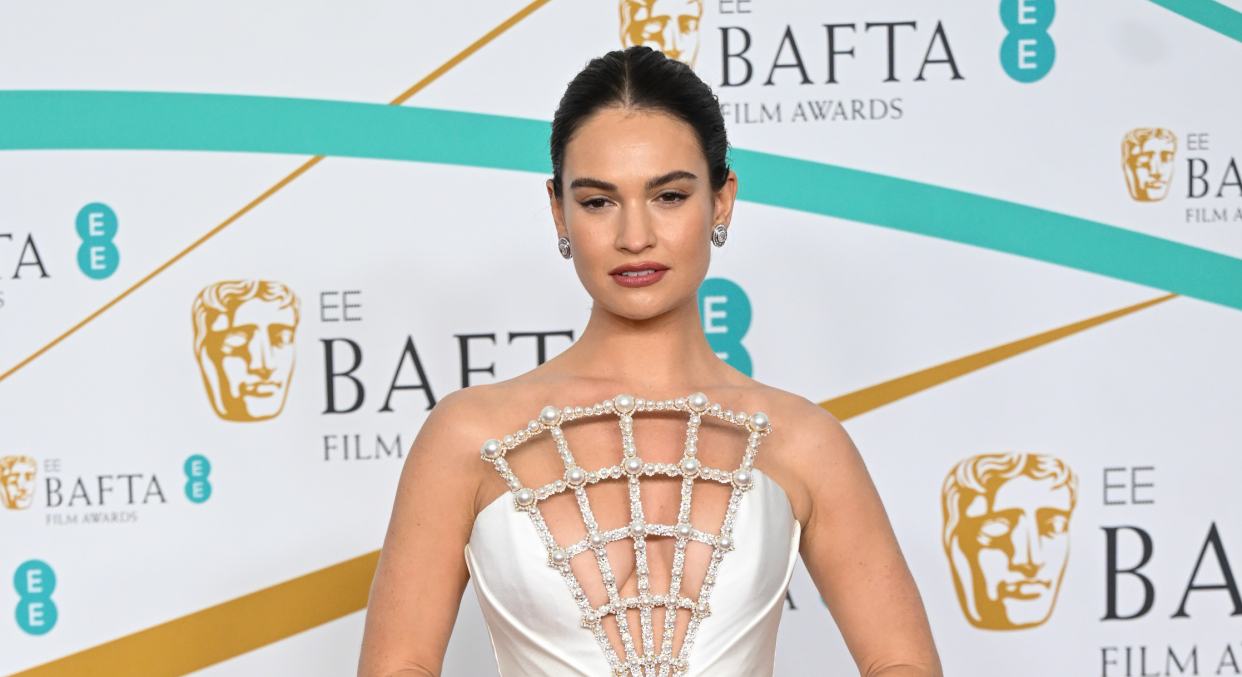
[479,392,771,677]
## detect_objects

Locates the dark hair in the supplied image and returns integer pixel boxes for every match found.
[550,46,729,198]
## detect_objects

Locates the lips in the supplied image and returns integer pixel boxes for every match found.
[610,262,669,288]
[240,381,282,397]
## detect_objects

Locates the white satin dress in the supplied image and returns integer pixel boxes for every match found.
[466,395,801,677]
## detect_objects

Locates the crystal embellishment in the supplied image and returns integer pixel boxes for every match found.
[479,393,771,677]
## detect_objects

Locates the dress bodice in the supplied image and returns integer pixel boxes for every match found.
[465,394,801,677]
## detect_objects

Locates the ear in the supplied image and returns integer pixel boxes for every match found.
[548,179,569,239]
[712,170,739,232]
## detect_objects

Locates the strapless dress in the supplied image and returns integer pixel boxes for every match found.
[465,393,800,677]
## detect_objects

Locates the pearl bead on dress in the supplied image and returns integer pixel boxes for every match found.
[540,405,562,427]
[613,393,635,414]
[515,488,535,506]
[481,439,503,459]
[687,392,709,412]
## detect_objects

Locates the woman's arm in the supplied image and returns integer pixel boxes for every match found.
[780,403,943,677]
[357,392,493,677]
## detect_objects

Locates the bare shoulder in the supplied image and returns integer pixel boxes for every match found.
[734,382,862,525]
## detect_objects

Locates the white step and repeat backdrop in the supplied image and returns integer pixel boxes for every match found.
[3,1,1242,676]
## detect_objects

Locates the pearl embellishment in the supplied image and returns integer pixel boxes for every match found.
[540,405,562,427]
[481,439,503,459]
[614,393,635,414]
[477,392,772,677]
[687,392,709,412]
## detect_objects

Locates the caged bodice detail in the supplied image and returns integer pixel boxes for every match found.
[470,392,788,677]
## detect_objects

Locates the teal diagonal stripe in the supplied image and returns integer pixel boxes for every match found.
[2,90,1241,311]
[0,90,552,174]
[1146,0,1242,44]
[733,149,1242,311]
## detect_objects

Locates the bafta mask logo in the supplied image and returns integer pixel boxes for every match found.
[620,0,703,67]
[942,453,1078,630]
[0,456,37,510]
[193,280,300,422]
[1123,128,1177,202]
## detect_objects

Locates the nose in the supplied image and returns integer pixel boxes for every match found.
[664,23,682,60]
[1009,516,1045,578]
[616,202,658,254]
[248,331,274,379]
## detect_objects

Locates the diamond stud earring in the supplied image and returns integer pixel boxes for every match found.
[711,224,728,247]
[558,237,572,259]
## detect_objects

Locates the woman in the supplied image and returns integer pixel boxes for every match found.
[359,46,941,677]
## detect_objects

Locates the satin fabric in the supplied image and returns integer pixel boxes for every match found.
[465,470,801,676]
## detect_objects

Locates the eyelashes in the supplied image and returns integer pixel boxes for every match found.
[577,191,690,211]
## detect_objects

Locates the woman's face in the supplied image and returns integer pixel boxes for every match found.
[549,108,736,321]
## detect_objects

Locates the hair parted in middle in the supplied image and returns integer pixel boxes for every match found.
[549,45,730,198]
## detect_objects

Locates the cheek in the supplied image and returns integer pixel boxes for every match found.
[977,550,1010,580]
[1044,535,1070,564]
[221,358,248,379]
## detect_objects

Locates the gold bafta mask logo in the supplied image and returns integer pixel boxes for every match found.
[1123,128,1177,202]
[192,280,300,422]
[620,0,703,67]
[0,455,37,510]
[942,453,1078,630]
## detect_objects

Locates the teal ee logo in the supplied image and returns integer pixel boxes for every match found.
[698,278,752,376]
[14,560,57,635]
[1000,0,1055,83]
[184,455,212,503]
[75,203,119,279]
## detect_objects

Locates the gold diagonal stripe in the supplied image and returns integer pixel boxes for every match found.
[820,293,1177,421]
[0,0,555,386]
[7,552,380,677]
[7,293,1175,677]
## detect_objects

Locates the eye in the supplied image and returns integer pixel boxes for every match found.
[580,197,611,210]
[1039,512,1070,537]
[271,326,295,348]
[977,517,1013,545]
[221,331,249,354]
[656,191,687,204]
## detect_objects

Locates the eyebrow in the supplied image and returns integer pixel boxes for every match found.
[567,170,700,192]
[645,170,698,189]
[569,177,618,191]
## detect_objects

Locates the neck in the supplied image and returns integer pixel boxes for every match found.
[558,297,725,394]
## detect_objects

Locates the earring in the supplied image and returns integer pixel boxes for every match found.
[711,224,728,248]
[558,237,572,259]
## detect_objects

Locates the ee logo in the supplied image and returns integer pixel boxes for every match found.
[14,560,57,635]
[184,455,212,504]
[75,203,119,279]
[1000,0,1055,83]
[698,278,753,377]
